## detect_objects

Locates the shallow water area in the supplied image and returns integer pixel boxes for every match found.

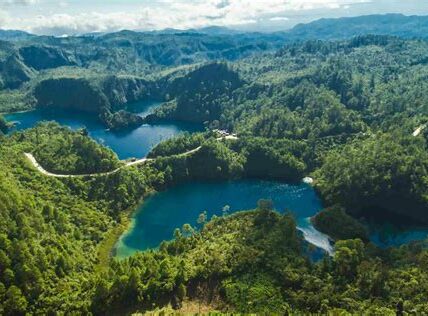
[114,179,332,259]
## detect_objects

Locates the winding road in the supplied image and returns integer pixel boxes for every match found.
[24,153,153,178]
[24,135,238,178]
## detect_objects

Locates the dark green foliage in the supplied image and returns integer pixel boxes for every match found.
[148,132,206,158]
[89,211,428,314]
[153,139,245,184]
[0,114,9,134]
[18,45,75,71]
[92,210,304,313]
[0,130,114,314]
[312,206,369,241]
[288,14,428,40]
[102,110,143,130]
[0,54,34,89]
[315,133,428,223]
[34,77,109,113]
[152,62,243,123]
[23,122,121,174]
[0,124,166,314]
[2,20,428,315]
[233,137,306,181]
[33,76,154,129]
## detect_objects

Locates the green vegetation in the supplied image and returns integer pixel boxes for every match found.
[0,128,116,314]
[312,206,369,241]
[232,137,307,181]
[25,122,121,174]
[148,132,207,158]
[315,133,428,223]
[90,208,428,314]
[0,114,9,134]
[149,34,428,223]
[3,16,428,314]
[0,124,165,314]
[153,139,245,184]
[102,110,143,130]
[150,62,243,123]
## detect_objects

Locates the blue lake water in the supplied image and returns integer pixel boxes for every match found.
[369,224,428,247]
[4,100,203,160]
[114,179,334,259]
[5,102,428,254]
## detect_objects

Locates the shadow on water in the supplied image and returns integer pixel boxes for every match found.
[4,100,203,160]
[114,179,332,259]
[359,207,428,247]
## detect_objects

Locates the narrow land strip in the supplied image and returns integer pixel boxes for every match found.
[24,135,239,178]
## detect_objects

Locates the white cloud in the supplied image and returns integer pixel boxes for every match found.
[1,0,373,35]
[270,16,290,21]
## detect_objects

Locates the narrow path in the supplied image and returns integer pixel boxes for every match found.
[24,135,238,178]
[24,153,153,178]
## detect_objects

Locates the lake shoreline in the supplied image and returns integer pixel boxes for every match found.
[96,190,157,270]
[113,179,334,259]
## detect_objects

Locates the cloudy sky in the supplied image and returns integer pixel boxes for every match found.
[1,0,428,36]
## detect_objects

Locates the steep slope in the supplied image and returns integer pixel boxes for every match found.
[0,54,34,89]
[33,75,155,129]
[148,62,243,123]
[18,45,75,70]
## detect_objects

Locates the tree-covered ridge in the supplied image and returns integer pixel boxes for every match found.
[0,125,167,314]
[0,131,115,314]
[147,62,243,123]
[93,206,428,314]
[288,14,428,40]
[3,127,428,316]
[146,35,428,223]
[4,33,428,132]
[3,23,428,314]
[315,132,428,223]
[21,122,121,174]
[92,208,303,314]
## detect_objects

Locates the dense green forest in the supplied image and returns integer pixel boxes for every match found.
[25,122,121,174]
[3,14,428,314]
[2,127,428,314]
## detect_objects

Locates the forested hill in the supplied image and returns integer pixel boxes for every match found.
[147,34,428,226]
[3,14,428,314]
[1,13,428,126]
[288,14,428,40]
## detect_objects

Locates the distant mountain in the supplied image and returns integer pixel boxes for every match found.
[288,14,428,40]
[0,29,34,41]
[192,26,242,35]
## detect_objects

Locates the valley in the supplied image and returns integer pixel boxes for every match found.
[2,13,428,315]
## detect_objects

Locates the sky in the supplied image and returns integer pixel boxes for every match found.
[0,0,428,36]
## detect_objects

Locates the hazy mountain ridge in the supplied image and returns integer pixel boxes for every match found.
[288,14,428,40]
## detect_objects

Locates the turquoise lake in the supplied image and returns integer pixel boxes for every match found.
[114,179,333,259]
[5,103,428,254]
[4,100,203,160]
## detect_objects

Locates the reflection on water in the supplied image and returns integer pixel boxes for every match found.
[5,100,203,159]
[5,101,428,253]
[114,180,331,259]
